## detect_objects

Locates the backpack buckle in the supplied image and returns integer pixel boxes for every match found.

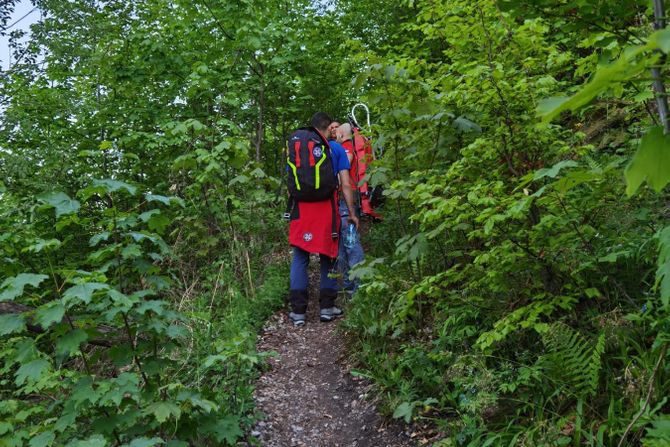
[283,212,291,220]
[331,232,339,239]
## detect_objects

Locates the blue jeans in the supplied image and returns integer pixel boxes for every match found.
[338,199,365,293]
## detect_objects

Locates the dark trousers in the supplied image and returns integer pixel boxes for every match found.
[289,246,337,313]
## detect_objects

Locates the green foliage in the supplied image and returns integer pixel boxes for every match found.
[3,0,670,444]
[539,323,605,398]
[625,127,670,196]
[336,0,670,444]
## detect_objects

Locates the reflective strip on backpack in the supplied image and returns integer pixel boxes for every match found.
[314,146,327,189]
[287,157,301,191]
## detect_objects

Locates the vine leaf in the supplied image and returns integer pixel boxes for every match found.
[68,435,108,447]
[0,273,49,302]
[122,437,164,447]
[201,416,243,444]
[15,359,50,386]
[145,193,185,207]
[625,127,670,196]
[37,192,81,218]
[92,179,138,195]
[35,302,66,328]
[0,314,26,335]
[56,329,88,357]
[62,283,109,306]
[533,160,579,180]
[80,179,137,200]
[144,401,181,424]
[89,231,111,247]
[29,431,55,447]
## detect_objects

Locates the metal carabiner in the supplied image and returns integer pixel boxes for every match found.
[351,103,371,131]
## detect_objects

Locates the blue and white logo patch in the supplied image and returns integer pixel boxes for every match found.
[312,146,323,158]
[303,232,313,242]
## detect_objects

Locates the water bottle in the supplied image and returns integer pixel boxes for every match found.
[344,223,357,249]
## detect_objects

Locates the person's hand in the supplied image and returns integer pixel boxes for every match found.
[348,214,360,230]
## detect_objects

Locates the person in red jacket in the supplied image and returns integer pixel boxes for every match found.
[335,123,365,295]
[288,113,359,326]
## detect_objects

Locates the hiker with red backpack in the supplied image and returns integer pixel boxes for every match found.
[334,122,365,296]
[286,112,359,327]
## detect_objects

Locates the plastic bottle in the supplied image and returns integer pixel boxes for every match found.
[344,223,357,249]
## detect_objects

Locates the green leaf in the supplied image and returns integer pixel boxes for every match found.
[655,226,670,307]
[147,214,170,232]
[0,422,14,436]
[121,244,142,259]
[0,421,13,435]
[67,435,108,447]
[201,416,242,444]
[203,354,229,368]
[92,179,137,195]
[0,273,49,302]
[56,329,88,357]
[23,239,61,253]
[392,401,415,423]
[138,209,160,222]
[452,116,482,133]
[145,194,185,207]
[584,288,601,299]
[655,26,670,53]
[135,300,167,315]
[29,431,55,447]
[165,442,188,447]
[0,314,26,335]
[63,283,109,306]
[89,232,111,247]
[15,359,50,386]
[121,438,163,447]
[533,160,579,180]
[37,192,81,218]
[35,302,66,328]
[144,401,181,423]
[166,324,189,339]
[539,44,649,122]
[624,127,670,196]
[537,96,569,119]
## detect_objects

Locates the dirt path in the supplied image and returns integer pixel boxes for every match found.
[249,299,414,447]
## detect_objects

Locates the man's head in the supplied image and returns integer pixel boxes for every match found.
[311,112,333,134]
[327,121,341,140]
[336,123,352,143]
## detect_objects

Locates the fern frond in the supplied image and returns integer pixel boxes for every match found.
[539,323,604,398]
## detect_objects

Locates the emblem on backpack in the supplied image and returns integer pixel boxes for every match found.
[303,232,313,242]
[312,146,323,158]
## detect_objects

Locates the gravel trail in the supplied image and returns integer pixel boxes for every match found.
[249,297,414,447]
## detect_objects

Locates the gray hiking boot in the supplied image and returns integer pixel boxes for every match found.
[320,306,344,322]
[289,312,306,327]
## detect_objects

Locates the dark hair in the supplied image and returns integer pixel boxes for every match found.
[310,112,332,132]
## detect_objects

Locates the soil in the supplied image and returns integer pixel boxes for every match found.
[248,273,416,447]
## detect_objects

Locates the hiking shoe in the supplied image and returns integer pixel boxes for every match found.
[289,312,306,327]
[320,307,344,322]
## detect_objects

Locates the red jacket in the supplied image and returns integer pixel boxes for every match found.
[288,194,340,258]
